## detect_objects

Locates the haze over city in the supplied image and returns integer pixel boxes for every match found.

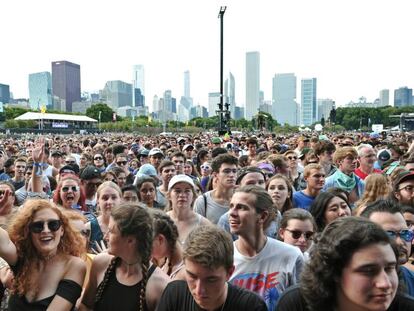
[1,0,413,109]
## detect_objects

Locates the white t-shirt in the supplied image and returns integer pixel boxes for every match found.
[230,237,304,311]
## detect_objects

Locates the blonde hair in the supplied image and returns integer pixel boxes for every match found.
[333,147,357,165]
[354,174,390,216]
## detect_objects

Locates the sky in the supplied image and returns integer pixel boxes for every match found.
[1,0,414,110]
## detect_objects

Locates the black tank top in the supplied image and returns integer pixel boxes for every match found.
[94,261,156,311]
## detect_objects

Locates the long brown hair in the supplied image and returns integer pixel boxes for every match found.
[94,203,153,311]
[8,199,84,296]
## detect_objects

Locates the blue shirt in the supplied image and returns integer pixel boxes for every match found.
[293,191,316,210]
[401,266,414,297]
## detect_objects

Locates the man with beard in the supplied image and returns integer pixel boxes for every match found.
[361,199,414,297]
[354,144,382,180]
[391,171,414,207]
[323,147,365,205]
[157,160,177,209]
[194,154,238,224]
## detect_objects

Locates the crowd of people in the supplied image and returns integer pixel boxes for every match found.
[0,131,413,310]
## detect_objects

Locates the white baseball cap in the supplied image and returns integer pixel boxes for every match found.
[168,174,195,191]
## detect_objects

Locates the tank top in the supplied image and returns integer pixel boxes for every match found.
[94,261,156,311]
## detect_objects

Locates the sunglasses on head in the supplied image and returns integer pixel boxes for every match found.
[61,186,80,193]
[285,229,314,240]
[29,220,62,234]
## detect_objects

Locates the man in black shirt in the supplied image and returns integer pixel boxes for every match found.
[156,226,266,311]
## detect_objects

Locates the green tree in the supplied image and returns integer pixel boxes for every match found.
[86,103,115,123]
[5,107,32,120]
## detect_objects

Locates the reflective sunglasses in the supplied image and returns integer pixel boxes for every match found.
[94,157,103,160]
[61,186,80,193]
[285,229,314,240]
[29,220,62,233]
[386,230,414,243]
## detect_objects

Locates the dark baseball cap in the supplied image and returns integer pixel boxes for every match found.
[80,165,101,180]
[59,164,80,176]
[393,170,414,191]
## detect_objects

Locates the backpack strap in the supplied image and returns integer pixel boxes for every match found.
[203,193,207,217]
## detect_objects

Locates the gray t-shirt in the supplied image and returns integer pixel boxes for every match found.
[193,190,229,224]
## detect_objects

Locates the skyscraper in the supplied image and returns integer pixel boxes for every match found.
[100,80,133,110]
[272,73,297,126]
[29,72,53,110]
[224,72,235,118]
[132,65,145,107]
[51,60,81,112]
[394,87,412,107]
[208,92,220,117]
[379,89,389,107]
[245,51,260,120]
[317,99,335,121]
[0,83,10,105]
[301,78,317,126]
[184,70,190,98]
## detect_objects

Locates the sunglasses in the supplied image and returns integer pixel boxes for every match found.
[287,156,298,160]
[285,229,314,240]
[65,161,76,164]
[80,229,91,237]
[94,157,103,160]
[29,220,62,234]
[61,186,80,193]
[117,161,127,166]
[201,165,211,170]
[386,230,414,243]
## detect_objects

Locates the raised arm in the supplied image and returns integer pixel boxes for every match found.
[32,138,45,194]
[0,227,17,267]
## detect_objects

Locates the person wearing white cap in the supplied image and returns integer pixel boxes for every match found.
[149,148,165,171]
[166,175,210,245]
[182,144,194,161]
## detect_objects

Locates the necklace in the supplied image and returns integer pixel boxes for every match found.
[42,252,57,261]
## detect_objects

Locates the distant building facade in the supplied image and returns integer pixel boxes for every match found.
[317,99,335,122]
[245,51,260,120]
[379,89,389,107]
[0,83,10,105]
[301,78,317,126]
[208,92,221,117]
[272,73,297,126]
[100,80,132,110]
[394,87,412,107]
[29,72,53,110]
[51,61,81,112]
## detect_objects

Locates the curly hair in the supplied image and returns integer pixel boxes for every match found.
[53,174,87,211]
[301,216,398,311]
[95,203,153,311]
[8,199,84,296]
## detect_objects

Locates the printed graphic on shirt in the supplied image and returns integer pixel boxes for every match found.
[231,272,280,311]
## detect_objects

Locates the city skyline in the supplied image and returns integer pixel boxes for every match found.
[1,0,414,111]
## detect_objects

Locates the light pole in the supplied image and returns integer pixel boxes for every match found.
[98,111,101,131]
[217,6,230,135]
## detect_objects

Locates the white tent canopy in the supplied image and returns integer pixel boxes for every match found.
[15,112,97,122]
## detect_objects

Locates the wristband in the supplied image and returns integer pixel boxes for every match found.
[33,162,43,176]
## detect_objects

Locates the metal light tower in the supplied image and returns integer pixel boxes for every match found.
[217,6,231,135]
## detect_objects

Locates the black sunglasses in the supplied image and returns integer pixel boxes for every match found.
[29,220,62,234]
[61,186,80,193]
[94,157,103,160]
[65,160,76,164]
[117,161,127,166]
[80,229,91,237]
[285,229,314,240]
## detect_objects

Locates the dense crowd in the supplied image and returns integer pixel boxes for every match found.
[0,131,414,310]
